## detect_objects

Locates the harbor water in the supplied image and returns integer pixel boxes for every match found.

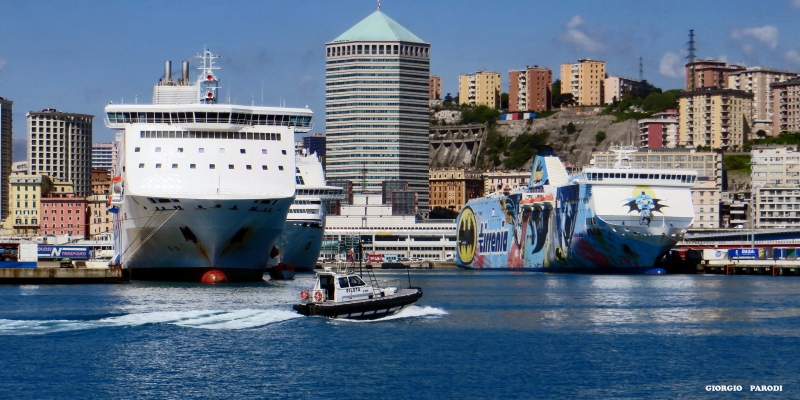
[1,271,798,398]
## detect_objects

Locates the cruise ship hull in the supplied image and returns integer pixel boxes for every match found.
[115,196,293,282]
[268,219,324,272]
[456,182,693,273]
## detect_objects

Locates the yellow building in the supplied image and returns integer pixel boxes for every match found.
[678,88,753,150]
[459,71,501,108]
[429,168,484,212]
[560,59,605,106]
[87,194,112,237]
[2,174,53,236]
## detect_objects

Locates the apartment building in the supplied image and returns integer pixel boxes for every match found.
[459,71,501,108]
[684,59,745,91]
[604,76,642,105]
[638,110,678,149]
[508,66,552,112]
[1,174,53,236]
[91,142,117,172]
[750,146,800,228]
[728,67,798,135]
[770,77,800,134]
[324,10,431,211]
[483,170,530,194]
[0,97,12,219]
[429,75,442,101]
[429,168,483,212]
[677,87,753,150]
[560,59,605,106]
[40,193,88,237]
[27,109,93,197]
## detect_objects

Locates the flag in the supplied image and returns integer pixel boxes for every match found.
[377,0,381,9]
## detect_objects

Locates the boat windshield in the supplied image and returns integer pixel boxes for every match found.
[338,277,349,288]
[348,276,366,287]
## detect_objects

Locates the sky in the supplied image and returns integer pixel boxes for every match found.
[2,0,800,160]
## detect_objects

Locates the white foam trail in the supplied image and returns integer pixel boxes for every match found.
[335,305,448,323]
[0,309,301,335]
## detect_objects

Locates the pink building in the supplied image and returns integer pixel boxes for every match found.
[40,194,89,237]
[638,109,679,149]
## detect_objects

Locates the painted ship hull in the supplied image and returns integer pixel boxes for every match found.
[268,219,324,272]
[456,150,695,273]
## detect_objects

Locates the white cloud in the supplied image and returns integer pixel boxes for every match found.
[659,52,684,78]
[732,25,779,49]
[793,0,800,9]
[787,50,800,66]
[718,54,729,63]
[558,15,604,52]
[566,15,584,29]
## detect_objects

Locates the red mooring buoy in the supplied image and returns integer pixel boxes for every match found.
[201,270,228,284]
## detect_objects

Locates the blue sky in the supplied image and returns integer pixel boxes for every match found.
[2,0,800,154]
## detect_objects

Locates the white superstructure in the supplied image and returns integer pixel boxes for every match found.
[104,49,313,282]
[269,149,343,271]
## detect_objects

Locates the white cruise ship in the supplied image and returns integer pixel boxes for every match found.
[268,149,343,271]
[104,49,313,282]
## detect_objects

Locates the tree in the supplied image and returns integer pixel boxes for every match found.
[552,79,561,97]
[443,93,454,107]
[566,122,576,134]
[595,131,607,145]
[500,92,509,110]
[461,105,500,125]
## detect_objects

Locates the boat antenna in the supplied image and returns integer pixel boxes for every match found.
[358,240,363,277]
[407,265,412,288]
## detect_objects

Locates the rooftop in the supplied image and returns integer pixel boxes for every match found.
[332,10,426,43]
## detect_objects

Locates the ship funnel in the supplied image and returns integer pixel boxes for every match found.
[181,61,190,84]
[164,60,173,83]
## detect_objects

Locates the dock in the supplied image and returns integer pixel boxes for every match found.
[0,267,130,284]
[698,260,800,276]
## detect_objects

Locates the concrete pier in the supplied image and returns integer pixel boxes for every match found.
[0,268,130,284]
[698,260,800,276]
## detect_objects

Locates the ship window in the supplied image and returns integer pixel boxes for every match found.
[155,147,161,152]
[199,148,205,153]
[246,165,252,170]
[138,163,144,168]
[172,164,178,169]
[277,134,281,140]
[262,165,268,170]
[615,173,620,178]
[603,173,608,178]
[240,149,246,154]
[134,147,140,152]
[281,150,287,155]
[278,166,284,170]
[178,148,183,153]
[270,133,276,140]
[262,149,267,154]
[155,164,161,168]
[228,164,234,169]
[190,164,196,169]
[209,164,215,169]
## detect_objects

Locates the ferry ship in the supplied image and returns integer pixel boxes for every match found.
[456,146,696,272]
[268,149,343,272]
[105,49,313,282]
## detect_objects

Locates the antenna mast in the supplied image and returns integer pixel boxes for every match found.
[686,30,697,91]
[639,56,643,82]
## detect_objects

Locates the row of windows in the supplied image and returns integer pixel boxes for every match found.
[139,131,283,140]
[107,112,311,127]
[326,80,428,87]
[330,168,426,174]
[585,172,697,183]
[326,88,429,95]
[138,163,283,171]
[327,138,429,145]
[326,73,428,80]
[326,102,428,108]
[326,65,430,72]
[326,117,429,123]
[327,153,429,159]
[330,146,427,152]
[326,110,430,116]
[326,131,429,137]
[327,160,429,166]
[327,45,429,58]
[296,188,343,196]
[326,95,429,101]
[326,58,429,65]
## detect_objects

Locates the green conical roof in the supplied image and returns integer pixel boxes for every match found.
[333,10,425,43]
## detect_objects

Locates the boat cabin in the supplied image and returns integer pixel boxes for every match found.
[313,268,376,303]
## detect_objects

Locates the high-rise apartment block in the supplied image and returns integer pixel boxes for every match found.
[684,59,745,91]
[604,76,642,105]
[459,71,501,108]
[750,146,800,229]
[560,59,605,106]
[429,75,442,101]
[303,133,326,158]
[0,97,12,219]
[429,168,483,212]
[677,88,753,150]
[509,66,552,112]
[91,142,117,172]
[638,110,678,149]
[27,109,93,197]
[728,67,798,135]
[770,77,800,135]
[324,10,430,211]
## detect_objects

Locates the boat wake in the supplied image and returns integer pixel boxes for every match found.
[334,306,448,323]
[0,309,302,335]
